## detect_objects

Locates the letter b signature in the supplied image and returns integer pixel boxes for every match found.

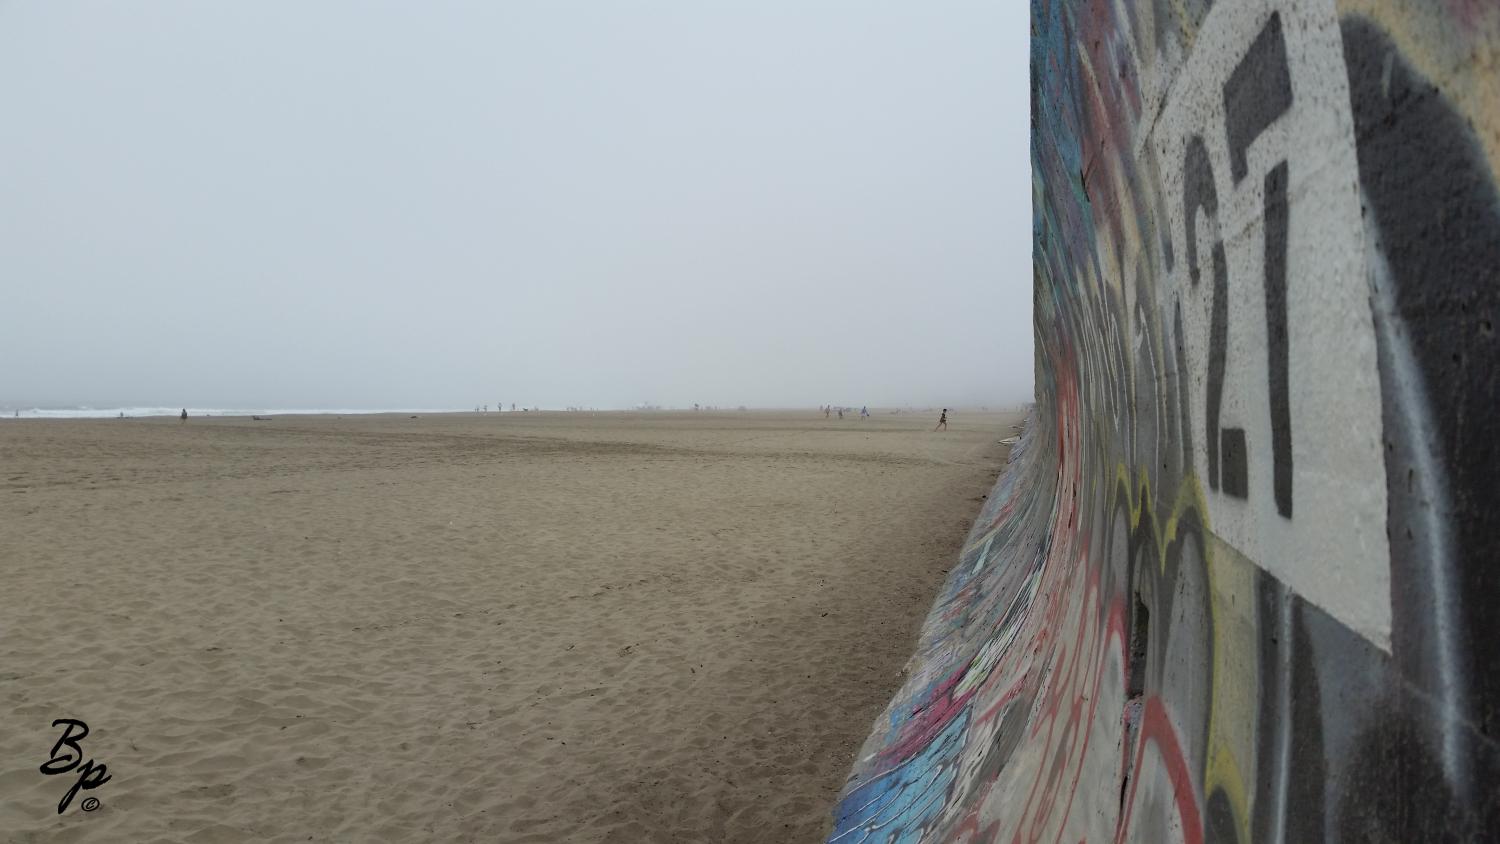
[40,719,111,814]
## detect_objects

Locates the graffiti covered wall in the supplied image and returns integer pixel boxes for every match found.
[828,1,1500,840]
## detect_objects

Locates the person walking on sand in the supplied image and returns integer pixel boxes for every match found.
[180,408,188,422]
[860,406,869,420]
[934,408,948,431]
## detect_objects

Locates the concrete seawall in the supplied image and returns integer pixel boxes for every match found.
[828,2,1500,840]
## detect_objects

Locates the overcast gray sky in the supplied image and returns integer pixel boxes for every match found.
[0,1,1030,411]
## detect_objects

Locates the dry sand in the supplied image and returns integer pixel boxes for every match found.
[1,409,1017,842]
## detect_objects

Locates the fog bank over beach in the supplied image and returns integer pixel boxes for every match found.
[3,406,463,419]
[0,2,1030,413]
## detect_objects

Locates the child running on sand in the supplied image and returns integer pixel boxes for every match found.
[934,409,947,431]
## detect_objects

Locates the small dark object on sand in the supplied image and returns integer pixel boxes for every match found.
[252,415,272,421]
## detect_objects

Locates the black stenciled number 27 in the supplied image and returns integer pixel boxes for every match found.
[1181,11,1294,518]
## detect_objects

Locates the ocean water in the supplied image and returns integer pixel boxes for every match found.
[1,407,464,419]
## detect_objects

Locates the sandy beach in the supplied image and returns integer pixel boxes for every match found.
[1,409,1017,842]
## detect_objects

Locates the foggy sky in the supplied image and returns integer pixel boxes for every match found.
[0,1,1031,411]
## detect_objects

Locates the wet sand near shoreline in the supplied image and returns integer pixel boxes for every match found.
[1,409,1017,842]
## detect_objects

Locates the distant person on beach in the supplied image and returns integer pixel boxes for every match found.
[860,406,869,420]
[180,408,188,422]
[934,409,948,431]
[824,406,830,418]
[837,408,843,420]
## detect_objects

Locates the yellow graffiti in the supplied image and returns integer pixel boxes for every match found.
[1110,460,1258,841]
